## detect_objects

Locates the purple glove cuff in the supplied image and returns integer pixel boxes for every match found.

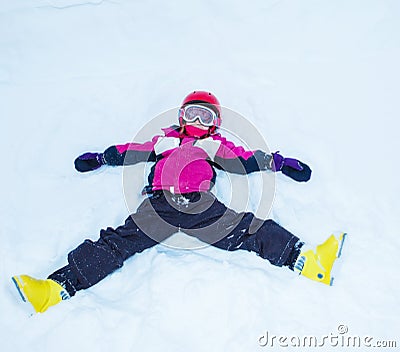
[272,152,284,171]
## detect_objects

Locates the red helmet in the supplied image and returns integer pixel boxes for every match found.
[179,91,222,132]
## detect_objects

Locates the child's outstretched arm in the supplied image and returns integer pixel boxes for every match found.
[212,135,311,182]
[74,136,159,173]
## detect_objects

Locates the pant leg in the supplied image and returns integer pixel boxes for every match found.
[212,216,300,267]
[49,196,177,295]
[179,192,300,267]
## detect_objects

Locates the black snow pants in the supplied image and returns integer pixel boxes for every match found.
[49,191,300,296]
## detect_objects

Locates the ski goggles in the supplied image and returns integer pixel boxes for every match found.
[181,104,218,127]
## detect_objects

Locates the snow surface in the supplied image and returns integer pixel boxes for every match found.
[1,0,400,351]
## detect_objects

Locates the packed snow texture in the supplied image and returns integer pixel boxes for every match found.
[1,0,399,351]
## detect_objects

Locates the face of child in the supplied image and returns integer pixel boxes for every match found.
[185,120,210,130]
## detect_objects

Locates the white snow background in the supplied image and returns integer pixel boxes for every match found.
[1,0,399,351]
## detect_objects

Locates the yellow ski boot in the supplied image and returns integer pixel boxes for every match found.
[12,275,70,313]
[294,233,347,286]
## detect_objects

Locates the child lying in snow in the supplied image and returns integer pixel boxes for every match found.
[12,90,345,313]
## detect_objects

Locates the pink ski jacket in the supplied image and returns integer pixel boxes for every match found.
[103,126,273,194]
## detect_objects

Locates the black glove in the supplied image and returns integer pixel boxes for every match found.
[272,152,312,182]
[281,161,312,182]
[74,152,105,172]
